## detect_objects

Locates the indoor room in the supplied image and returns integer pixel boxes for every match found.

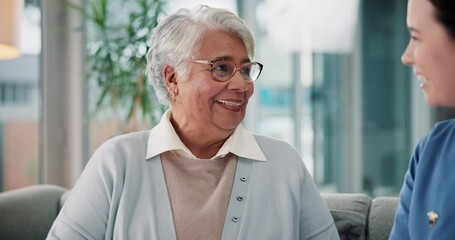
[1,0,454,239]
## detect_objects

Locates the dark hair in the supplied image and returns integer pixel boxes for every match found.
[429,0,455,39]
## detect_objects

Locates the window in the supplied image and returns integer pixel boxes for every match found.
[243,0,414,196]
[0,2,41,191]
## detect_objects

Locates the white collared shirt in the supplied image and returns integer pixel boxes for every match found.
[145,109,266,161]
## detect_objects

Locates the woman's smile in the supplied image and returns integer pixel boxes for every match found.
[215,99,243,112]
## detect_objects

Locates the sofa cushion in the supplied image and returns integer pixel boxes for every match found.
[323,193,371,240]
[0,185,66,240]
[367,196,399,240]
[331,210,366,240]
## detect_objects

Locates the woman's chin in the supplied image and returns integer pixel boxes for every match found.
[424,96,455,107]
[214,120,242,132]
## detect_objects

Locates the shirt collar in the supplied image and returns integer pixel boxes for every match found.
[145,109,266,161]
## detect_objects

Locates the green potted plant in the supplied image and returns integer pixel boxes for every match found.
[71,0,167,131]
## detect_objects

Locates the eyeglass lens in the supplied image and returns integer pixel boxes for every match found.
[211,61,261,81]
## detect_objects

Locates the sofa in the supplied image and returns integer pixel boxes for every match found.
[322,193,398,240]
[0,184,398,240]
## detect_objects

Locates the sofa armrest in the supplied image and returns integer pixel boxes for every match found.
[0,184,67,240]
[60,189,71,209]
[367,196,398,240]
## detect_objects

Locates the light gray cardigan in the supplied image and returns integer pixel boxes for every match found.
[47,131,339,240]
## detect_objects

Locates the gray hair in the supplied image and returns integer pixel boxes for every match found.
[146,5,256,105]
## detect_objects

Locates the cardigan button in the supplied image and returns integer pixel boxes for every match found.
[240,177,247,182]
[236,196,243,201]
[232,216,239,222]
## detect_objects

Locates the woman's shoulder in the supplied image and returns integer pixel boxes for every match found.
[253,134,302,163]
[251,134,310,182]
[432,119,455,132]
[417,119,455,152]
[97,130,150,150]
[253,134,298,152]
[90,130,150,163]
[427,119,455,140]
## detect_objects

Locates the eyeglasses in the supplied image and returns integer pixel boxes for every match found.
[193,59,263,82]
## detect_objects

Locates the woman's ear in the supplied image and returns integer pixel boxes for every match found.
[164,65,178,102]
[164,64,177,87]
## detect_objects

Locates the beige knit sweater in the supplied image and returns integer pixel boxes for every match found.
[161,151,238,240]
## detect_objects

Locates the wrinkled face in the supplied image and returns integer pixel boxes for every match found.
[170,30,254,133]
[402,0,455,106]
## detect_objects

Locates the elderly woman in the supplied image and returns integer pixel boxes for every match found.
[47,5,338,240]
[390,0,455,239]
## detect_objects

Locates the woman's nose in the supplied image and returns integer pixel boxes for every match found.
[229,71,250,92]
[401,43,414,66]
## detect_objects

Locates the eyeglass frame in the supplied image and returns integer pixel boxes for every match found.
[192,59,263,82]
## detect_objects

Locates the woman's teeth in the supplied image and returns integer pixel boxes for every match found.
[416,75,428,87]
[216,100,242,107]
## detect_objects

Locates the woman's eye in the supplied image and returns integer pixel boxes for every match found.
[410,33,419,41]
[241,66,251,75]
[213,64,230,73]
